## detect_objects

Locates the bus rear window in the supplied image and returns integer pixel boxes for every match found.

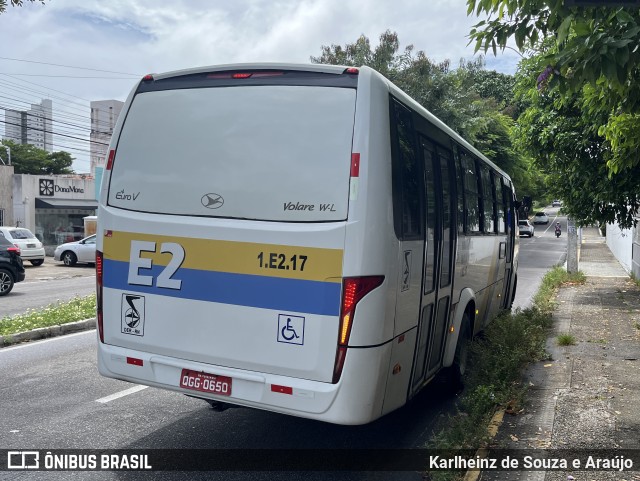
[108,85,356,222]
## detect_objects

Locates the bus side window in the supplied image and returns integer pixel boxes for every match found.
[391,100,422,240]
[495,175,506,234]
[479,166,495,234]
[454,148,465,234]
[461,151,481,233]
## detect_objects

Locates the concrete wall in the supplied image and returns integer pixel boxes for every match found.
[0,164,14,226]
[633,225,640,279]
[606,222,633,273]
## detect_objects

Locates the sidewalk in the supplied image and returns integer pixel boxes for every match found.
[486,227,640,480]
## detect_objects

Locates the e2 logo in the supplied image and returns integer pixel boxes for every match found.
[128,240,185,290]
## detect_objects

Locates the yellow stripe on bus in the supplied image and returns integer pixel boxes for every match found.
[103,231,343,282]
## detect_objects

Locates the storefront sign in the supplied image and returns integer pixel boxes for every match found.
[39,179,85,196]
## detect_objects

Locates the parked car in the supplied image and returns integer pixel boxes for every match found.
[552,199,562,207]
[518,219,535,237]
[0,235,25,295]
[54,234,96,266]
[0,226,45,266]
[533,211,549,224]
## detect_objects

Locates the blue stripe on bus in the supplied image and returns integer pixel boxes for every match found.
[103,259,341,316]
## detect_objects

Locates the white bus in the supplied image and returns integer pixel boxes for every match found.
[96,63,518,425]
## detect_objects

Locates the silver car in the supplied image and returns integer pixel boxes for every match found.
[533,211,549,224]
[518,220,535,237]
[0,226,46,266]
[54,234,96,266]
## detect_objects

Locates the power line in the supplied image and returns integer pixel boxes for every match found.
[0,91,121,129]
[50,143,94,157]
[0,78,91,111]
[1,103,116,140]
[0,73,95,103]
[0,72,139,79]
[0,56,141,77]
[0,91,120,129]
[0,103,93,134]
[0,119,109,146]
[0,76,127,129]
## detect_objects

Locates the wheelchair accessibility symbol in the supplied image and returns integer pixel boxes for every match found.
[277,314,305,345]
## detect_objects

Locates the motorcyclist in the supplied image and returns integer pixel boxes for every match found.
[555,222,561,237]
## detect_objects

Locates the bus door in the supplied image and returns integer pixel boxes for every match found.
[410,138,456,392]
[501,179,516,308]
[490,172,506,308]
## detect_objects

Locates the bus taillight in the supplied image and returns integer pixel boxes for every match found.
[96,250,104,343]
[333,275,384,383]
[106,149,116,170]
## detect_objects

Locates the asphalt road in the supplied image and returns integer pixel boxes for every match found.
[0,212,568,480]
[512,207,568,310]
[0,330,444,481]
[1,260,95,318]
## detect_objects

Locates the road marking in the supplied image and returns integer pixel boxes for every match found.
[96,385,148,404]
[0,330,94,352]
[463,410,505,481]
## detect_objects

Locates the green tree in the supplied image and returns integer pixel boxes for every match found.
[455,58,517,113]
[0,0,45,13]
[512,53,640,228]
[311,32,544,201]
[467,0,640,174]
[1,140,75,175]
[311,30,456,124]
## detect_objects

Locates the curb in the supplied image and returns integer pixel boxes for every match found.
[0,317,96,347]
[462,409,505,481]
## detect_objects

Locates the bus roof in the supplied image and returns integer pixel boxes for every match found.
[143,63,350,82]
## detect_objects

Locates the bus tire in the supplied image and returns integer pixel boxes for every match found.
[509,275,517,310]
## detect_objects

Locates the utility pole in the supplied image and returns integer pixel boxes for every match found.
[567,217,579,273]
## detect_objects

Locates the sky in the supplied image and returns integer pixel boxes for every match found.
[0,0,522,173]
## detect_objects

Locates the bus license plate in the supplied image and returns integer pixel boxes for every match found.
[180,369,232,396]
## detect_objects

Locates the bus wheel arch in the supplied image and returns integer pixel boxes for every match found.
[442,290,475,369]
[452,313,471,379]
[439,309,472,392]
[455,303,475,378]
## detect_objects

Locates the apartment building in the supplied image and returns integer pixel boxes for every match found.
[3,99,53,152]
[90,99,124,177]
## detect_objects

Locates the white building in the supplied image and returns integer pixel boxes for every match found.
[3,99,53,152]
[90,99,124,177]
[12,173,97,248]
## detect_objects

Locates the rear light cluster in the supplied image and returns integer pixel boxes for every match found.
[206,71,284,79]
[105,149,116,171]
[96,250,104,343]
[127,357,143,366]
[332,276,384,383]
[8,246,20,255]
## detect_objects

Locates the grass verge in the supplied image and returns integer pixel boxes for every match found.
[426,266,585,480]
[0,295,96,337]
